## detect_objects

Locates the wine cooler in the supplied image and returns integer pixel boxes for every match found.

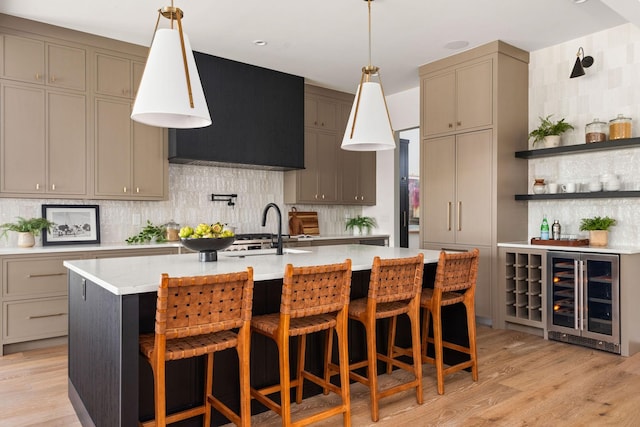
[547,251,620,354]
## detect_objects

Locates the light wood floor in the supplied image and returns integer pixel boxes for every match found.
[2,326,639,426]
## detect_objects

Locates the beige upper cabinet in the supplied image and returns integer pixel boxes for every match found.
[94,97,166,200]
[422,59,492,137]
[0,82,86,196]
[95,52,144,99]
[1,34,86,91]
[304,95,338,131]
[340,150,376,205]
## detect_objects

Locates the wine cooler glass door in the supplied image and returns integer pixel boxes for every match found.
[549,253,579,333]
[583,255,620,342]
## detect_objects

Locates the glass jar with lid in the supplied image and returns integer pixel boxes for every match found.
[585,118,607,143]
[609,114,632,140]
[165,219,180,241]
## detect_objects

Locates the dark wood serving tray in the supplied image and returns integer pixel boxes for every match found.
[530,238,590,246]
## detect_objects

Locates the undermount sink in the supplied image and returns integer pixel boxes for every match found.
[221,248,312,257]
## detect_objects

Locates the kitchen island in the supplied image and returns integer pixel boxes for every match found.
[64,245,448,426]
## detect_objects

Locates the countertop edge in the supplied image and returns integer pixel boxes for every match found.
[497,241,640,254]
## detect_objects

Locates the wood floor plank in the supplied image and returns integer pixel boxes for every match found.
[1,326,639,426]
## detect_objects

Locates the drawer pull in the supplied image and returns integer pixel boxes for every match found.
[28,312,67,320]
[27,272,65,278]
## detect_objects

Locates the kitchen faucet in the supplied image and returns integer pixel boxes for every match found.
[261,203,283,255]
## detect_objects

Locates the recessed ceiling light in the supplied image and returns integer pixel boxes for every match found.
[573,0,588,4]
[444,40,469,50]
[253,40,267,47]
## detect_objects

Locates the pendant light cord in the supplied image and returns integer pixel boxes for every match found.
[368,0,372,68]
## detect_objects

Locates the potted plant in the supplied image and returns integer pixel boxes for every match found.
[345,215,377,236]
[125,220,167,244]
[579,216,616,247]
[529,115,574,148]
[0,216,56,248]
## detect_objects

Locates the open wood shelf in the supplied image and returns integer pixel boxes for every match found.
[514,191,640,201]
[515,137,640,159]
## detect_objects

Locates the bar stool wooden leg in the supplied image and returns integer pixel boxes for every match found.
[323,329,334,395]
[237,327,252,427]
[409,299,423,404]
[204,353,213,427]
[278,336,292,427]
[365,316,380,422]
[336,312,351,426]
[433,305,446,395]
[296,334,306,404]
[465,297,479,382]
[386,316,397,375]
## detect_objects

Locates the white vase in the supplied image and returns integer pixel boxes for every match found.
[543,135,561,148]
[17,232,35,248]
[353,227,362,236]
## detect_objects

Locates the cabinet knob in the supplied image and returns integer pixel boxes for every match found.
[50,75,57,83]
[123,187,128,193]
[136,187,140,193]
[321,122,325,126]
[315,194,318,199]
[35,73,41,81]
[321,194,325,199]
[35,183,40,190]
[457,121,462,126]
[354,196,358,201]
[448,123,453,128]
[51,184,56,191]
[360,196,364,201]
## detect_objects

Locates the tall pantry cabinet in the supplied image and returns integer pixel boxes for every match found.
[420,41,529,324]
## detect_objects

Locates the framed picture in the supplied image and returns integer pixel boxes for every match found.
[42,204,100,246]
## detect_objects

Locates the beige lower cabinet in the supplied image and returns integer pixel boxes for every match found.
[94,97,167,200]
[0,81,87,196]
[0,246,180,355]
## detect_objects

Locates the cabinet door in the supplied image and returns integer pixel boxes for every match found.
[422,71,456,137]
[95,97,132,196]
[358,151,376,205]
[296,130,320,202]
[1,35,44,84]
[423,136,455,244]
[47,43,86,91]
[47,91,87,195]
[132,60,145,99]
[0,83,46,194]
[95,53,132,98]
[455,130,492,245]
[304,96,337,130]
[456,60,493,131]
[340,149,360,203]
[316,132,338,202]
[132,121,166,198]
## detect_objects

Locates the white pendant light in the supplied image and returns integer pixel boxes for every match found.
[131,3,211,129]
[342,0,394,151]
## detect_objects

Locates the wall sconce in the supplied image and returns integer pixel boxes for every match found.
[570,47,594,79]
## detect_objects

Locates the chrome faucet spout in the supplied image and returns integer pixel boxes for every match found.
[262,203,283,255]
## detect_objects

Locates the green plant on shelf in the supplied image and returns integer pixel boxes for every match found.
[345,215,377,234]
[529,115,574,146]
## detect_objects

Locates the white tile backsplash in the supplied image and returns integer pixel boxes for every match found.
[528,23,640,246]
[0,164,362,248]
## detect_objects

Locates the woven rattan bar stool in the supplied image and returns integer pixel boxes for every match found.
[420,249,480,395]
[139,269,254,427]
[250,260,352,427]
[329,253,424,422]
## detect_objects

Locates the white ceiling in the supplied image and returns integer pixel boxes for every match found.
[0,0,636,96]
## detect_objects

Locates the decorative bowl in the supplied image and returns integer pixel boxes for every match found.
[180,236,235,261]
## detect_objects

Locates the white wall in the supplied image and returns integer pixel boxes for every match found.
[364,87,420,247]
[527,23,640,246]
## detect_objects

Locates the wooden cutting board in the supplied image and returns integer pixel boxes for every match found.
[288,208,319,235]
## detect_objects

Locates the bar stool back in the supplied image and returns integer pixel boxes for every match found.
[139,269,254,427]
[250,260,352,426]
[421,249,480,394]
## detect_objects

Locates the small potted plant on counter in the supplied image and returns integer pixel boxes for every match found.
[579,216,616,247]
[126,220,167,244]
[529,114,574,148]
[345,215,377,236]
[0,216,55,248]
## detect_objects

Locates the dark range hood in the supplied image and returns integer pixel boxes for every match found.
[168,52,304,171]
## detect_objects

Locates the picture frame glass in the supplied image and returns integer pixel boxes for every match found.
[42,204,100,246]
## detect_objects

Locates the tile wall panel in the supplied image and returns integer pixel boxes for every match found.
[0,164,362,248]
[527,23,640,246]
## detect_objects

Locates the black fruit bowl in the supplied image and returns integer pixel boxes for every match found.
[180,236,235,261]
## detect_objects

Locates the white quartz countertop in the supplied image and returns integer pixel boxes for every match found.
[64,245,441,296]
[497,241,640,255]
